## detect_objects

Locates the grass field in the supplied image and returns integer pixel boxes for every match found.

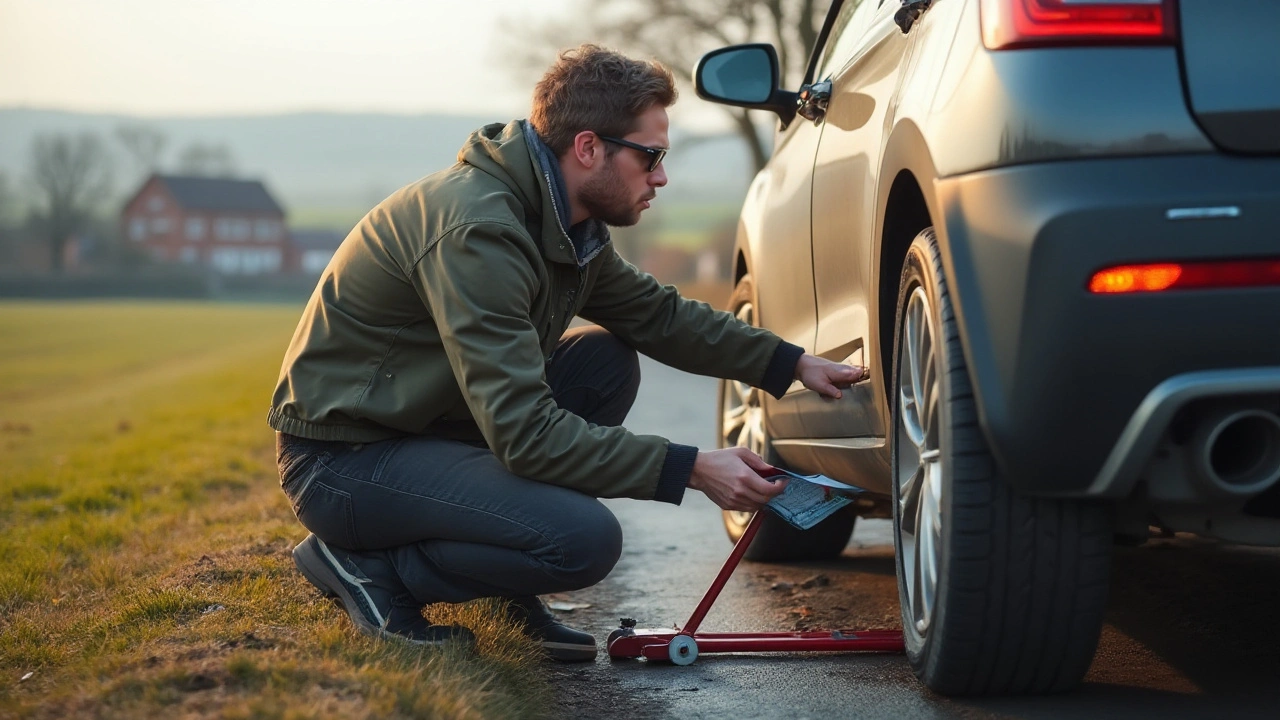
[0,302,550,719]
[288,207,369,233]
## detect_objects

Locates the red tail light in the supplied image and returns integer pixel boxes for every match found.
[982,0,1177,50]
[1089,259,1280,294]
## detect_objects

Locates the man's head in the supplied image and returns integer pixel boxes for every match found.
[531,44,677,227]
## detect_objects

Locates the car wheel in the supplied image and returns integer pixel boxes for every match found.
[891,228,1112,695]
[718,274,857,561]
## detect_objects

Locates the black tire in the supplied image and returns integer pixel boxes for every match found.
[718,274,857,562]
[890,229,1112,695]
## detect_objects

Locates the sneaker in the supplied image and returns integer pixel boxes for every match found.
[293,534,474,647]
[506,595,597,662]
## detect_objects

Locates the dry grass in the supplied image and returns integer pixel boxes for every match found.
[0,301,551,719]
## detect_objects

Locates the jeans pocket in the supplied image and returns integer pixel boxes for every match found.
[279,455,311,496]
[294,475,359,549]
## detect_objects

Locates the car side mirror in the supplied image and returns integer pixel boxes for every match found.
[694,44,797,125]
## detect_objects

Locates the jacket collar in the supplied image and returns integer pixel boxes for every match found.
[456,120,609,267]
[455,121,572,265]
[520,122,610,268]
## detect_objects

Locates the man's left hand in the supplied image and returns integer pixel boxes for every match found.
[794,354,870,400]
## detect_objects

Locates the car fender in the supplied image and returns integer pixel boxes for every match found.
[875,117,1012,474]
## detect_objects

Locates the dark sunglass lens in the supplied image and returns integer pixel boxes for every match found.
[650,149,666,172]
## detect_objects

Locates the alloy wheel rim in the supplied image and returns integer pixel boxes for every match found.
[896,285,943,636]
[722,301,765,529]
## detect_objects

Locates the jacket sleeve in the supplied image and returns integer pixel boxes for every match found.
[412,221,695,504]
[579,246,803,400]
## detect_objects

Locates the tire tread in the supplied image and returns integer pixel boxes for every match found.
[894,229,1111,696]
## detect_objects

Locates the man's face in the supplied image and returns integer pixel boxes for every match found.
[579,105,669,227]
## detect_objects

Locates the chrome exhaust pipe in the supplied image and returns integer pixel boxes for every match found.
[1191,408,1280,496]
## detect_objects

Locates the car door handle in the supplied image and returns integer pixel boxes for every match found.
[894,0,935,34]
[796,79,832,125]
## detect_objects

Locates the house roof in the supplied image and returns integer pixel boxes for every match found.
[150,174,285,214]
[290,229,347,251]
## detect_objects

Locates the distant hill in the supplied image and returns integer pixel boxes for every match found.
[0,108,758,230]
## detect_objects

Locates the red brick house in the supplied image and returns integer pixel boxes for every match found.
[120,174,288,274]
[288,228,347,276]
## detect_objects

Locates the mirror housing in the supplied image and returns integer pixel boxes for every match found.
[693,44,797,125]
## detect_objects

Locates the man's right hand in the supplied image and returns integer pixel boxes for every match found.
[687,447,788,511]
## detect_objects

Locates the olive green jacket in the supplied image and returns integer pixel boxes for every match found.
[268,120,801,503]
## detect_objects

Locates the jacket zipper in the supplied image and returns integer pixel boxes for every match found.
[540,168,582,273]
[540,167,586,366]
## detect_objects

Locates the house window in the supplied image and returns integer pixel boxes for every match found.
[254,219,278,242]
[147,196,164,212]
[129,218,147,241]
[210,248,282,274]
[218,218,250,241]
[302,250,333,275]
[242,249,282,273]
[211,248,238,272]
[185,218,206,241]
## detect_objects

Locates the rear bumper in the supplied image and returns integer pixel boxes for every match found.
[1089,368,1280,499]
[935,152,1280,497]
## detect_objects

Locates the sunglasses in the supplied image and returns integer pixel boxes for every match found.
[599,135,667,172]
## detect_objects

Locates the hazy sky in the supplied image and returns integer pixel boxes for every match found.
[0,0,575,118]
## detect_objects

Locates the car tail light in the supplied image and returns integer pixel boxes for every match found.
[1089,260,1280,294]
[981,0,1177,50]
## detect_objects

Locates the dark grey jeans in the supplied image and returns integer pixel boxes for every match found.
[276,325,641,605]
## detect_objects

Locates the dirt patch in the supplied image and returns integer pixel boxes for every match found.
[744,549,902,632]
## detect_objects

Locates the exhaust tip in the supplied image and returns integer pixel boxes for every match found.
[1198,410,1280,494]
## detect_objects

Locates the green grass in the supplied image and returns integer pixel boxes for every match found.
[657,203,742,234]
[0,301,551,719]
[287,206,368,233]
[650,203,740,252]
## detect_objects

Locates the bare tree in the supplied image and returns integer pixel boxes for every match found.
[28,133,113,272]
[502,0,825,172]
[114,124,168,186]
[176,142,237,177]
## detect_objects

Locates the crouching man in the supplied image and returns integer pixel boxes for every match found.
[268,44,865,660]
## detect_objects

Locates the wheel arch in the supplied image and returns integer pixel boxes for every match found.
[876,170,933,390]
[875,120,946,406]
[878,118,1014,497]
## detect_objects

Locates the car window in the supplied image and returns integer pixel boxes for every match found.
[815,0,878,80]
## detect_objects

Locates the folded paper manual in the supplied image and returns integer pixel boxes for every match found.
[765,468,867,530]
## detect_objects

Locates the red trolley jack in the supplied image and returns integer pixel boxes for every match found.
[606,509,905,665]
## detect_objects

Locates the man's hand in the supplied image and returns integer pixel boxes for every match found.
[794,354,870,400]
[687,447,787,511]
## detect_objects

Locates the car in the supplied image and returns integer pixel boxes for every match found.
[693,0,1280,697]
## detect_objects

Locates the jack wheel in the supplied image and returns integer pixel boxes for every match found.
[668,635,698,666]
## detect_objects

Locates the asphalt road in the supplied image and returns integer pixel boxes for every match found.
[543,356,1280,719]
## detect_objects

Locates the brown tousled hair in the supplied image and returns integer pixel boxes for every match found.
[530,44,677,156]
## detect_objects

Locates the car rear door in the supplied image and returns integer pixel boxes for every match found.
[1177,0,1280,153]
